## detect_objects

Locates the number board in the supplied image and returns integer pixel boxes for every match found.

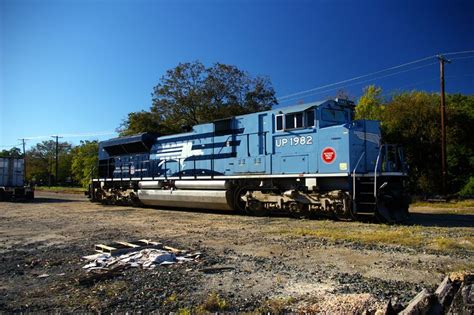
[275,135,313,147]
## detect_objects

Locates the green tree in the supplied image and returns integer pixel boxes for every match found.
[444,94,474,193]
[0,147,23,158]
[355,85,384,120]
[380,91,474,195]
[71,140,99,187]
[26,140,72,186]
[119,61,277,136]
[382,91,441,193]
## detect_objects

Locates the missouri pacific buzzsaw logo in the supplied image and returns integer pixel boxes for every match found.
[321,147,336,164]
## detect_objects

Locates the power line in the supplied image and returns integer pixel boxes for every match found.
[60,131,116,137]
[277,55,436,101]
[0,144,21,148]
[443,49,474,56]
[21,131,116,140]
[380,73,474,98]
[278,61,438,104]
[277,49,474,103]
[450,55,474,61]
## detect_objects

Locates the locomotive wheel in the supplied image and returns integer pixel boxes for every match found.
[288,201,308,219]
[232,185,249,214]
[232,185,270,216]
[247,199,269,216]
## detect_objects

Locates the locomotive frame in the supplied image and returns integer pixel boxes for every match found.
[87,98,409,223]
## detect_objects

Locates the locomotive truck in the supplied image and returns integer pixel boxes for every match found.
[87,98,409,222]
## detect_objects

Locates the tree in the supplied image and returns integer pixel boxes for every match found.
[382,91,442,193]
[71,141,99,187]
[119,61,278,136]
[380,91,474,195]
[355,85,384,120]
[335,89,353,101]
[0,147,23,158]
[444,94,474,194]
[26,140,72,186]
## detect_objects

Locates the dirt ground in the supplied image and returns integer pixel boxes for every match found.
[0,192,473,313]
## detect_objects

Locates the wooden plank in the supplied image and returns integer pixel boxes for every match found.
[94,240,164,255]
[137,239,161,246]
[115,241,140,248]
[95,244,116,253]
[163,245,181,253]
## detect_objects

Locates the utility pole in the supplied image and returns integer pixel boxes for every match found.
[437,54,451,196]
[51,135,63,186]
[18,138,27,179]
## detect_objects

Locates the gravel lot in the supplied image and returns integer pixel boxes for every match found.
[0,192,473,312]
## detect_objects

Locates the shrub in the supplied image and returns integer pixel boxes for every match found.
[459,177,474,198]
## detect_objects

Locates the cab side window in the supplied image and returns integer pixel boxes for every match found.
[275,110,314,132]
[276,114,284,131]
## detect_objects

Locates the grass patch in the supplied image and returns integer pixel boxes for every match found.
[35,186,85,194]
[430,237,474,252]
[257,297,296,314]
[197,292,228,312]
[274,224,425,248]
[164,292,178,304]
[449,261,474,273]
[178,308,192,315]
[411,199,474,209]
[270,221,474,253]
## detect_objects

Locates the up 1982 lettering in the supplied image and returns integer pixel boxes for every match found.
[275,135,313,147]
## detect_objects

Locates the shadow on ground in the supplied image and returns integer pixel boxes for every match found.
[407,212,474,228]
[30,197,78,203]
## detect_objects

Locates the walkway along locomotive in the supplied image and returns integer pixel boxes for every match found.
[87,99,409,222]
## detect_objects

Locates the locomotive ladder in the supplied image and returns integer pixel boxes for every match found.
[355,178,377,216]
[353,147,383,217]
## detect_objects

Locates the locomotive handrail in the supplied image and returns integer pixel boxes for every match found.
[352,151,365,201]
[374,146,383,197]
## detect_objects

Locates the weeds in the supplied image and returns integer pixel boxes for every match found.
[178,307,192,315]
[257,297,296,314]
[431,237,474,252]
[197,292,228,312]
[35,186,85,194]
[449,261,474,273]
[165,292,178,304]
[269,221,474,254]
[411,199,474,209]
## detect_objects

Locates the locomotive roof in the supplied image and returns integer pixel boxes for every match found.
[103,99,355,144]
[269,98,355,114]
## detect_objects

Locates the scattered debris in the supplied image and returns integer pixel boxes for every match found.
[397,272,473,314]
[83,249,201,271]
[78,240,202,285]
[94,239,163,255]
[83,250,175,270]
[399,288,438,314]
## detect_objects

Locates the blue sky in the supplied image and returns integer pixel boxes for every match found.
[1,0,473,149]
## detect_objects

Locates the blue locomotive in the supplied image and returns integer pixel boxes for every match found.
[87,98,409,222]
